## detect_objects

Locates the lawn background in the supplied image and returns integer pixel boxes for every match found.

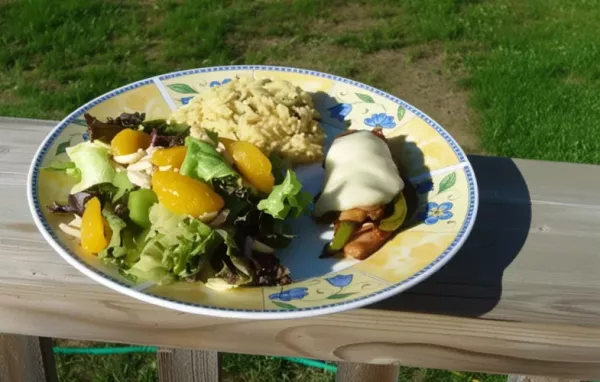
[2,0,599,380]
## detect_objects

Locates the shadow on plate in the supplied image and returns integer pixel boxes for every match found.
[368,155,531,317]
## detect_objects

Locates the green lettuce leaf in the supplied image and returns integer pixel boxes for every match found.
[257,170,312,219]
[41,161,81,180]
[127,204,221,284]
[141,119,190,136]
[99,208,127,261]
[66,141,116,194]
[112,171,134,202]
[98,208,141,272]
[215,228,254,283]
[180,137,237,182]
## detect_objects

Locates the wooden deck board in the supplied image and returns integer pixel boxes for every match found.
[1,118,600,378]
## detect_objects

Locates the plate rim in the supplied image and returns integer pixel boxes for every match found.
[27,65,479,319]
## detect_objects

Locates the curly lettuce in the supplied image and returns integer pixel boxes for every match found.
[126,204,223,284]
[180,137,238,183]
[98,208,140,269]
[257,170,312,219]
[65,141,116,194]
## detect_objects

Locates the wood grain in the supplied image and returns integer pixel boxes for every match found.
[3,118,600,378]
[336,363,399,382]
[0,334,57,382]
[157,348,219,382]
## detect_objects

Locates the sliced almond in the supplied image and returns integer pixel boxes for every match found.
[127,170,151,189]
[244,237,253,258]
[68,215,82,229]
[209,209,229,228]
[252,239,275,254]
[59,223,81,239]
[113,150,145,165]
[198,211,218,223]
[127,159,153,172]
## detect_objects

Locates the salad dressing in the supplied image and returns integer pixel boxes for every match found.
[314,131,404,216]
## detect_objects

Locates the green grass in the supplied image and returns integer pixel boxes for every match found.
[4,0,600,380]
[53,342,507,382]
[406,0,600,163]
[3,0,599,164]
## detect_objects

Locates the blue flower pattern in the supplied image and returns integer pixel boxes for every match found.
[181,96,193,105]
[209,78,232,87]
[419,202,454,225]
[364,113,396,129]
[269,287,308,302]
[328,103,352,122]
[325,274,353,287]
[416,180,434,194]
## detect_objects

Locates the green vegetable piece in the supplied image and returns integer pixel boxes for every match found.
[140,119,190,136]
[329,221,357,251]
[99,208,128,260]
[66,141,116,194]
[41,160,81,180]
[180,137,238,182]
[112,171,134,202]
[128,189,158,228]
[257,170,312,220]
[127,204,222,284]
[379,192,408,232]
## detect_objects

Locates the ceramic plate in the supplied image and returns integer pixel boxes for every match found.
[27,65,478,319]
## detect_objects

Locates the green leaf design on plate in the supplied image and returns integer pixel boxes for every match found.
[167,83,198,94]
[272,301,296,310]
[438,172,456,194]
[327,292,356,300]
[356,93,375,103]
[72,119,87,127]
[55,140,71,156]
[397,105,406,121]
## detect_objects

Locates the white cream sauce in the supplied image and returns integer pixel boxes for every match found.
[314,131,404,216]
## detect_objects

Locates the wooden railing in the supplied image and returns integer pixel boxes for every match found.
[1,118,599,381]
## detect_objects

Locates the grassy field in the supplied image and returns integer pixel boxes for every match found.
[3,0,600,380]
[53,341,507,382]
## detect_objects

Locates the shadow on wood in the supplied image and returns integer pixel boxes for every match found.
[369,155,531,317]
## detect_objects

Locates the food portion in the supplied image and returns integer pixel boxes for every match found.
[44,77,326,288]
[170,77,325,165]
[314,128,412,260]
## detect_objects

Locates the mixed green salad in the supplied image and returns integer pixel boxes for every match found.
[45,112,312,289]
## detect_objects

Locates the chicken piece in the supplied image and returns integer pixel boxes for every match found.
[338,208,368,223]
[365,205,386,221]
[338,205,386,223]
[343,226,392,260]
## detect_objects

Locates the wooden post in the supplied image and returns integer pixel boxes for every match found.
[158,348,219,382]
[336,362,399,382]
[0,334,58,382]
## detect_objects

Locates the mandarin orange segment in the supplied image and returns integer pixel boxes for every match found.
[219,137,236,151]
[111,128,151,156]
[81,197,109,253]
[151,171,224,217]
[227,141,274,193]
[151,146,187,169]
